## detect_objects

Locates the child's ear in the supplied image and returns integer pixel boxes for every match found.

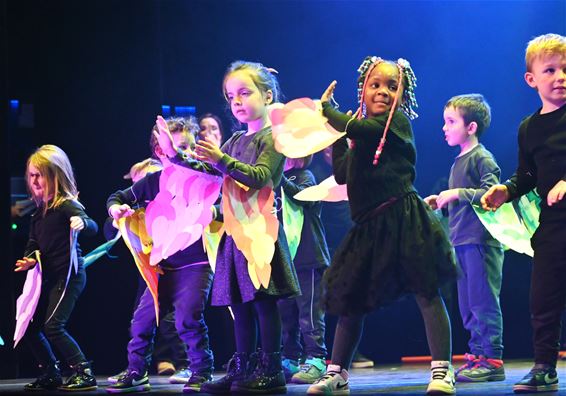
[265,90,273,105]
[467,121,478,136]
[524,72,537,88]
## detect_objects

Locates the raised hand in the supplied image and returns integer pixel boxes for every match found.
[15,257,37,272]
[70,216,85,231]
[194,137,223,165]
[108,204,135,220]
[153,115,177,158]
[321,80,337,103]
[481,184,509,211]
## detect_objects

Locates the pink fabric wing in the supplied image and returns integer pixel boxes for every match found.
[14,251,42,348]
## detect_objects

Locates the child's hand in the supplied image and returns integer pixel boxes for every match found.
[436,189,459,209]
[109,204,134,220]
[423,195,438,210]
[481,184,509,211]
[194,137,223,165]
[547,180,566,206]
[70,216,85,231]
[15,257,37,272]
[321,81,337,103]
[153,115,178,158]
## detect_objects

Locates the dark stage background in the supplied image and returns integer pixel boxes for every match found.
[1,0,565,379]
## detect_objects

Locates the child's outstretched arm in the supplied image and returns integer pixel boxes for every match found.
[280,169,317,208]
[481,185,509,211]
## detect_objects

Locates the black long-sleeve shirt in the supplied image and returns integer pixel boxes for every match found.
[24,199,98,276]
[504,104,566,223]
[277,168,331,270]
[322,102,417,221]
[106,170,209,269]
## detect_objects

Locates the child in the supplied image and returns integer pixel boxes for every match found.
[154,60,301,394]
[198,113,225,147]
[276,155,330,384]
[106,117,215,394]
[424,94,505,382]
[481,33,566,394]
[306,56,458,395]
[15,144,98,391]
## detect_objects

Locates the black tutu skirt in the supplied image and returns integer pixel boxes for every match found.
[322,192,458,316]
[211,224,301,306]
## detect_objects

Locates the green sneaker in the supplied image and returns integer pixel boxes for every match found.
[281,358,300,380]
[457,356,505,382]
[291,357,327,384]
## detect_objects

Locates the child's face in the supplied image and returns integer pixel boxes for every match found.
[27,164,47,201]
[442,106,474,147]
[173,131,194,153]
[199,117,222,146]
[363,62,403,117]
[225,71,270,124]
[525,54,566,110]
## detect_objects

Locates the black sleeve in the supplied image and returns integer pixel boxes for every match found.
[64,200,98,237]
[504,120,537,200]
[280,170,317,208]
[106,172,157,211]
[24,216,39,257]
[322,101,412,142]
[332,137,349,185]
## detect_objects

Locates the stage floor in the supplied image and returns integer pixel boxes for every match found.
[0,359,564,395]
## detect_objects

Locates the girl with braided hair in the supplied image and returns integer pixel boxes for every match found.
[307,57,459,395]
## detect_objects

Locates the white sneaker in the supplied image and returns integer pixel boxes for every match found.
[307,364,350,395]
[426,361,456,395]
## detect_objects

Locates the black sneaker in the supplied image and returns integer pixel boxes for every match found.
[183,373,213,393]
[108,370,128,384]
[513,366,559,393]
[106,370,150,394]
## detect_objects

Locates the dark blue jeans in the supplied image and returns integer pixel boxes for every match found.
[455,244,504,359]
[127,264,214,375]
[25,266,87,368]
[278,268,327,360]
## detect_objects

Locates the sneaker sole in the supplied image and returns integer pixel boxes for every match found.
[58,385,98,392]
[169,378,190,384]
[290,376,320,384]
[456,374,505,382]
[513,383,559,393]
[106,384,150,394]
[306,387,350,395]
[426,384,456,395]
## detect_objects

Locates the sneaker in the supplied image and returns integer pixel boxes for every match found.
[426,361,455,395]
[350,352,374,368]
[107,370,128,384]
[307,364,349,395]
[169,367,192,384]
[157,361,176,376]
[58,361,97,391]
[106,369,150,394]
[282,358,300,380]
[457,355,505,382]
[455,353,478,377]
[292,357,327,384]
[183,373,213,393]
[513,366,559,393]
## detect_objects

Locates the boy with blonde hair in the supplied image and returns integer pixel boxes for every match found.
[481,33,566,393]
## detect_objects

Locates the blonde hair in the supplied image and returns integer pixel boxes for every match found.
[26,145,80,214]
[525,33,566,72]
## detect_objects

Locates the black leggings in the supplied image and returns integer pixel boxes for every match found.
[232,298,282,353]
[331,293,452,369]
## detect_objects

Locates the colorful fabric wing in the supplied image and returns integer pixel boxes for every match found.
[14,250,42,348]
[293,175,348,202]
[473,203,534,257]
[270,98,345,158]
[145,164,222,266]
[203,220,225,272]
[222,178,279,289]
[281,188,303,260]
[118,210,160,324]
[516,190,541,235]
[83,232,121,268]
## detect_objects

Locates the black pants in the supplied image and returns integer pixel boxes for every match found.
[25,267,87,368]
[530,219,566,366]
